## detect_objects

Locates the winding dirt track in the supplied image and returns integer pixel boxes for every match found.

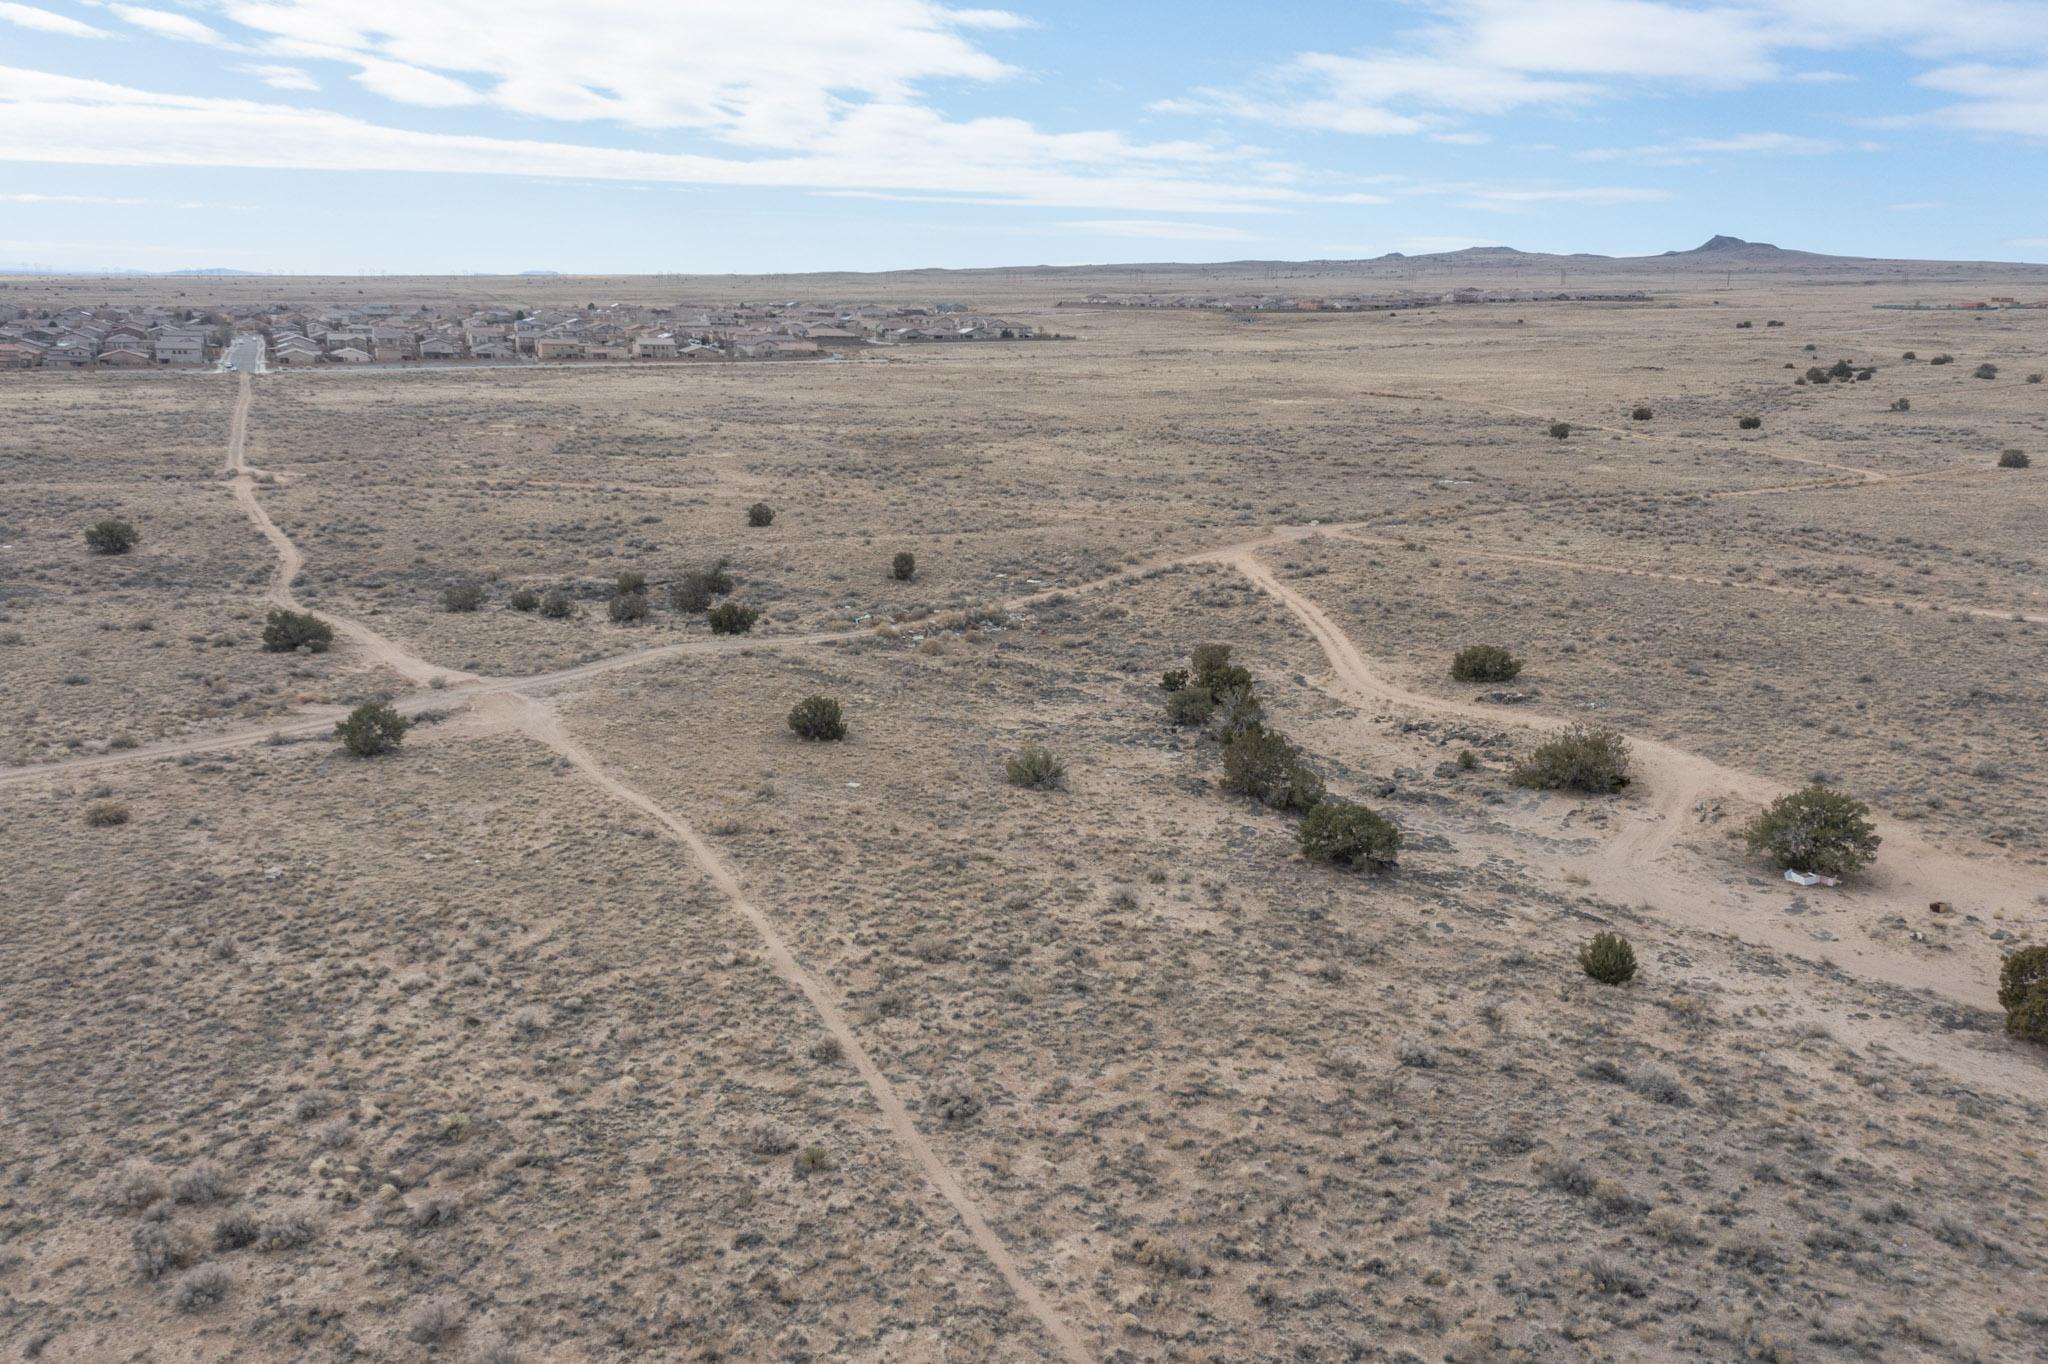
[6,368,2042,1309]
[223,373,1098,1363]
[1225,553,2040,1005]
[478,693,1095,1364]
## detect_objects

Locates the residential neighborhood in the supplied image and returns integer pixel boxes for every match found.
[0,297,1045,371]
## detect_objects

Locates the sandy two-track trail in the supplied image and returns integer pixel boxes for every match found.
[4,367,2042,1354]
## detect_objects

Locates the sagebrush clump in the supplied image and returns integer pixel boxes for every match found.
[441,579,487,613]
[1005,742,1066,790]
[1998,449,2031,469]
[1548,421,1571,440]
[85,517,139,555]
[1738,415,1762,430]
[1298,799,1400,870]
[538,587,574,619]
[606,589,649,624]
[708,601,758,635]
[1742,784,1880,878]
[262,608,332,653]
[1450,643,1522,683]
[1514,726,1631,793]
[1222,727,1325,813]
[335,701,410,757]
[746,501,775,527]
[1579,932,1637,985]
[1630,406,1652,421]
[507,586,540,612]
[787,694,845,741]
[2000,946,2048,1045]
[892,551,916,581]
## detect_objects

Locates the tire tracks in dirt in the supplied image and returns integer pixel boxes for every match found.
[216,372,1100,1362]
[476,693,1096,1363]
[1225,550,2046,1097]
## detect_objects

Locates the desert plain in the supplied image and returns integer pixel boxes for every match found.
[2,257,2046,1363]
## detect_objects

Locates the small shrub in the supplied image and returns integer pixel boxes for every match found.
[213,1209,259,1252]
[334,702,409,758]
[1579,932,1638,985]
[110,1161,168,1211]
[746,501,775,527]
[787,695,846,741]
[1973,362,1998,380]
[507,586,540,612]
[441,579,486,613]
[1221,727,1325,813]
[1735,320,1752,328]
[1450,643,1522,683]
[1190,642,1251,696]
[85,518,139,555]
[1164,685,1214,727]
[172,1161,226,1205]
[173,1265,231,1313]
[84,800,130,828]
[2000,948,2048,1045]
[1890,397,1911,412]
[669,574,712,613]
[538,588,573,619]
[407,1299,460,1345]
[256,1213,316,1251]
[707,601,758,635]
[1998,449,2030,469]
[1828,359,1853,379]
[1548,421,1571,440]
[2029,372,2043,384]
[1206,685,1265,742]
[1630,406,1652,421]
[1005,743,1066,790]
[262,608,333,653]
[700,562,736,595]
[1766,319,1783,327]
[794,1144,832,1174]
[1929,353,1953,366]
[892,551,916,581]
[1738,415,1762,430]
[1298,799,1400,870]
[606,589,649,624]
[132,1224,195,1281]
[614,570,647,595]
[1742,784,1880,878]
[1901,351,1916,360]
[1514,726,1631,793]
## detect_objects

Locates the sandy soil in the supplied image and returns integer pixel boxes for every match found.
[3,267,2044,1363]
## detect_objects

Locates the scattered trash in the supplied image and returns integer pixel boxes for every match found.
[1784,870,1840,887]
[1928,900,1953,914]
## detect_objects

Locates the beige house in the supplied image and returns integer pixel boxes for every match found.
[631,334,678,358]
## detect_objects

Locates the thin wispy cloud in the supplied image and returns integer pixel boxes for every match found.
[0,2,107,37]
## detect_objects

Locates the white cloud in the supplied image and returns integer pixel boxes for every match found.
[213,0,1026,145]
[1058,219,1256,241]
[0,65,1335,214]
[1577,131,1840,162]
[113,4,230,44]
[237,62,317,90]
[1916,62,2048,137]
[1163,1,2048,142]
[0,2,107,37]
[349,57,481,107]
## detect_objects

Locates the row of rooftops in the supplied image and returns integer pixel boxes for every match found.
[0,297,1040,368]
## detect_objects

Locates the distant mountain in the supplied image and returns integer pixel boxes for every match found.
[518,270,562,277]
[168,267,256,276]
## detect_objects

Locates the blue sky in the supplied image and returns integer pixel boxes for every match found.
[1,0,2045,273]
